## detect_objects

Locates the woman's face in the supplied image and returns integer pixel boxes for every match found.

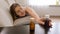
[15,6,25,17]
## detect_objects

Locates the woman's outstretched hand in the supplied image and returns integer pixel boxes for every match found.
[36,18,52,26]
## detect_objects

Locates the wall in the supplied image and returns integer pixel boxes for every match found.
[30,6,60,16]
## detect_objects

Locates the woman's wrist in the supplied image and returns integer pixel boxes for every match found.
[35,18,44,25]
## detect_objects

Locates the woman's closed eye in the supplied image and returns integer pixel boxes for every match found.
[17,10,21,13]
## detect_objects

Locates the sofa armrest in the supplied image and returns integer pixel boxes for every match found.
[14,16,31,26]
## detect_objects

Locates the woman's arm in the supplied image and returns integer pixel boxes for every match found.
[25,7,44,24]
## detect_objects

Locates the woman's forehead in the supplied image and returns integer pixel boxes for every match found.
[15,6,20,10]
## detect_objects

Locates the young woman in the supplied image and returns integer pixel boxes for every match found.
[10,3,52,26]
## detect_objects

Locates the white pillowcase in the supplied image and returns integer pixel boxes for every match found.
[0,8,13,27]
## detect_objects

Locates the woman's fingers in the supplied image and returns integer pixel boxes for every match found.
[37,17,52,26]
[38,19,45,25]
[39,21,44,25]
[49,22,52,26]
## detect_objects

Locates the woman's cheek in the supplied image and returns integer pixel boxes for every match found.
[22,12,25,16]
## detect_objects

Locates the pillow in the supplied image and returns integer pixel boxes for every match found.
[6,0,15,6]
[0,8,13,27]
[0,0,9,9]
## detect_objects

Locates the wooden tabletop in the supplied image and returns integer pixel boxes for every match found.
[1,22,60,34]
